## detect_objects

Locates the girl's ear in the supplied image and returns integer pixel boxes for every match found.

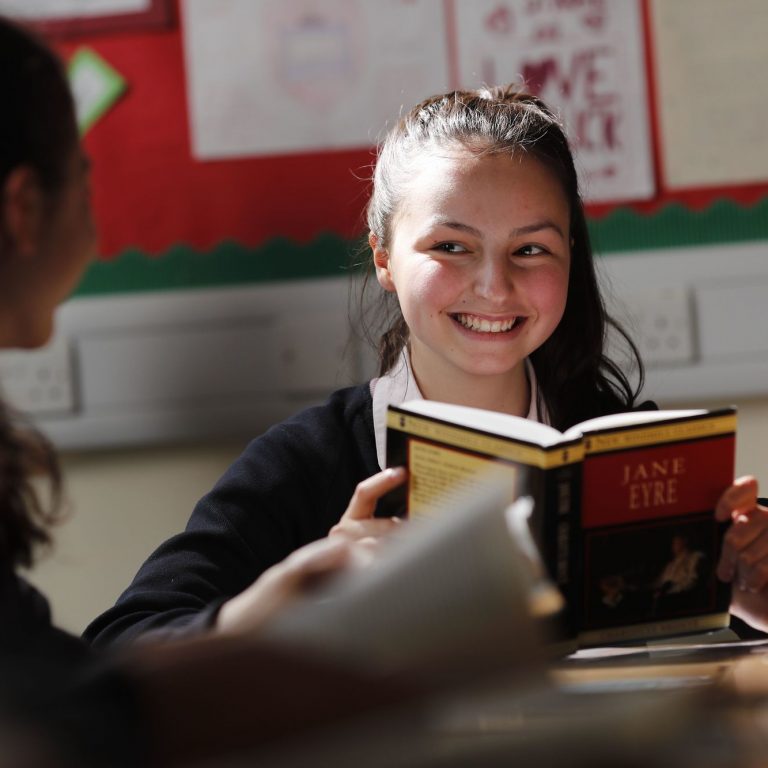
[2,166,44,259]
[370,232,396,293]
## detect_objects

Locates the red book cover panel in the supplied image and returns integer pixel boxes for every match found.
[581,434,735,530]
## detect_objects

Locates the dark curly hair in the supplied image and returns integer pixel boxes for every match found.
[361,84,643,430]
[0,17,73,572]
[0,401,62,572]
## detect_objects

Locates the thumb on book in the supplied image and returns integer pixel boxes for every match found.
[342,467,408,521]
[715,475,758,522]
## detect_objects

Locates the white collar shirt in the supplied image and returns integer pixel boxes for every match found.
[369,349,549,471]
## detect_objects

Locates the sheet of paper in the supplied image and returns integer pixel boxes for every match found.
[263,485,542,679]
[183,0,450,159]
[68,48,127,134]
[0,0,149,18]
[651,0,768,189]
[453,0,655,204]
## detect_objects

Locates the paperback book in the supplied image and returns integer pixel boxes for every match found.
[383,402,736,646]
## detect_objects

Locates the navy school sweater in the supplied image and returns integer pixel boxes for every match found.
[85,383,380,646]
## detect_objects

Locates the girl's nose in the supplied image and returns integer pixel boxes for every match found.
[474,256,513,303]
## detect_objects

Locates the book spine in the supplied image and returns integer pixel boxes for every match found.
[378,425,409,518]
[538,463,582,637]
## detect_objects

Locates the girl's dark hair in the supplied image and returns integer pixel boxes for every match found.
[0,401,62,572]
[362,84,644,430]
[0,17,73,571]
[0,17,77,195]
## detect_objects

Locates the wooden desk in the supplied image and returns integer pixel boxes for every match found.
[215,638,768,768]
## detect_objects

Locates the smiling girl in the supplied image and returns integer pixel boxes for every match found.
[371,148,572,415]
[86,85,768,644]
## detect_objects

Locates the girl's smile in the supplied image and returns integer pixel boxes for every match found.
[452,312,526,336]
[372,147,571,414]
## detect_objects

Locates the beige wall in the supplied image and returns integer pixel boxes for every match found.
[26,395,768,637]
[25,440,244,635]
[724,401,768,484]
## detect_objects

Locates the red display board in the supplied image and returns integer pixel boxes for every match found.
[47,0,768,265]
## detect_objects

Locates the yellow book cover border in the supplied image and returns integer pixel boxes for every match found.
[387,410,583,469]
[584,412,736,454]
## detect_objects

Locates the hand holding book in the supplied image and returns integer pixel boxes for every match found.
[329,467,407,545]
[716,475,768,633]
[265,476,554,686]
[324,400,768,644]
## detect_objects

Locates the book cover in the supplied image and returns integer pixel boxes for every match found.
[576,409,736,645]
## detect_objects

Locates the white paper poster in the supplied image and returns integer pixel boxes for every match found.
[453,0,655,203]
[183,0,451,158]
[0,0,149,19]
[652,0,768,189]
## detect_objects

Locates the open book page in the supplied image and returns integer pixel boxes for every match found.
[398,401,725,447]
[394,400,567,446]
[262,472,553,683]
[563,409,710,440]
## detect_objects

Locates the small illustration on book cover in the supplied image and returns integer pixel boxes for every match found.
[585,517,717,628]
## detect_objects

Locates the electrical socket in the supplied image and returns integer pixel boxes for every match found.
[619,286,696,367]
[0,336,76,415]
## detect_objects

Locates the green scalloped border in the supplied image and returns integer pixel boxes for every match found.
[74,233,361,297]
[590,198,768,254]
[73,198,768,297]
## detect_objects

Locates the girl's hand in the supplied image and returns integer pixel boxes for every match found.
[216,537,353,636]
[217,468,408,636]
[716,476,768,632]
[329,467,408,546]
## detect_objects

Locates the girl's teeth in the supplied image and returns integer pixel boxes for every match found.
[457,314,516,333]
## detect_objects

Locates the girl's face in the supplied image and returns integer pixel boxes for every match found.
[41,146,96,300]
[374,148,570,403]
[48,148,96,286]
[3,144,96,348]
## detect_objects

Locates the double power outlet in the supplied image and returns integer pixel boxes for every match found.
[0,336,76,415]
[612,285,696,368]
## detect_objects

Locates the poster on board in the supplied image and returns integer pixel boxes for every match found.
[0,0,150,16]
[0,0,172,35]
[183,0,451,158]
[652,0,768,189]
[453,0,655,204]
[183,0,654,204]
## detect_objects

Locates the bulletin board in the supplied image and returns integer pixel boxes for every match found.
[10,0,768,297]
[0,0,172,36]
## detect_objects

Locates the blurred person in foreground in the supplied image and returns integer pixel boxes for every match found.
[0,16,407,767]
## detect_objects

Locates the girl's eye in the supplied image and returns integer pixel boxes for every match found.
[433,242,468,254]
[515,244,547,257]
